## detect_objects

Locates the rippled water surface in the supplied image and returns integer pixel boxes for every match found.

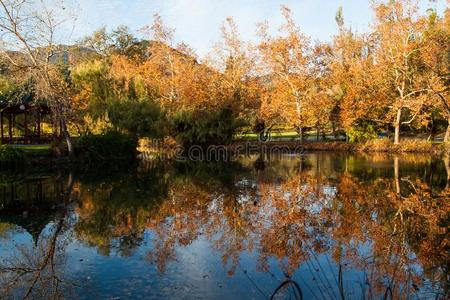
[0,153,449,299]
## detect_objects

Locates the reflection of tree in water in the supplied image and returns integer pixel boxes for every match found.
[0,172,75,299]
[0,220,70,299]
[72,155,449,298]
[73,162,170,256]
[331,173,449,298]
[0,171,69,245]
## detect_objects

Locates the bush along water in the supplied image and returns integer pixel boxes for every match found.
[0,145,26,167]
[74,131,138,163]
[347,123,379,143]
[171,107,244,149]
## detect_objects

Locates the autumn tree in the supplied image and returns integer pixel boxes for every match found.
[0,0,78,154]
[208,17,259,127]
[419,8,450,142]
[81,25,140,58]
[373,0,431,144]
[307,44,336,140]
[256,6,313,136]
[330,8,387,141]
[138,14,209,113]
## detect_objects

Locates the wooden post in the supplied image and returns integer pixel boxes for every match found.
[38,111,41,140]
[8,113,12,142]
[0,112,4,144]
[24,110,28,144]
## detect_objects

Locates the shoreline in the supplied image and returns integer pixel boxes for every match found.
[2,139,448,168]
[229,140,449,155]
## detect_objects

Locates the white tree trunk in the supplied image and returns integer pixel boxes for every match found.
[61,119,74,157]
[394,156,401,194]
[394,108,402,145]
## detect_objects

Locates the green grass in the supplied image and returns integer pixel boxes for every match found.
[235,131,347,141]
[236,131,299,140]
[7,144,50,150]
[5,144,51,156]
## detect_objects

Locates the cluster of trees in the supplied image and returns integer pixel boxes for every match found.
[0,0,449,153]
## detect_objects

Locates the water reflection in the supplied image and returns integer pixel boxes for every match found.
[0,153,449,299]
[0,170,75,299]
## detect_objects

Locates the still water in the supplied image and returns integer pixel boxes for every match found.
[0,153,449,299]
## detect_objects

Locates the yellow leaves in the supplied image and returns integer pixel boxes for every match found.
[63,2,449,139]
[79,114,112,135]
[72,59,107,78]
[110,54,138,83]
[257,17,312,128]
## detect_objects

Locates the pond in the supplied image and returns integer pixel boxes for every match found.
[0,152,449,299]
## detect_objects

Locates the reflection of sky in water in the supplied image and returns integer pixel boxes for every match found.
[59,230,371,299]
[0,153,448,298]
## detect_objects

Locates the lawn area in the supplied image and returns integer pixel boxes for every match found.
[235,131,347,141]
[5,144,51,156]
[236,131,299,140]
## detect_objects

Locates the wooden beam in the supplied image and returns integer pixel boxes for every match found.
[37,112,41,139]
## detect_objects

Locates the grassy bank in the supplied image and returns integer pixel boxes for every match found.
[2,137,447,168]
[0,132,138,167]
[7,144,52,156]
[230,139,449,155]
[0,144,64,167]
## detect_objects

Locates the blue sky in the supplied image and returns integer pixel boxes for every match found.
[71,0,447,57]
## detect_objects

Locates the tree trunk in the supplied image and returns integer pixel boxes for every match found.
[316,127,320,141]
[394,156,401,195]
[61,119,74,157]
[394,108,402,145]
[298,127,304,142]
[445,117,450,143]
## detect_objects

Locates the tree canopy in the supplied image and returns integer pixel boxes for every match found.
[0,0,448,146]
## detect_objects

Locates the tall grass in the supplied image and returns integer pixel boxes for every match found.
[359,138,442,154]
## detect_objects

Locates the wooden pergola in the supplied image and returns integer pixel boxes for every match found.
[0,102,53,144]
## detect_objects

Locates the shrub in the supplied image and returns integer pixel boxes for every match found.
[171,107,244,147]
[347,123,378,143]
[75,131,138,162]
[399,139,434,153]
[359,138,393,152]
[50,139,68,157]
[359,138,438,153]
[0,145,25,166]
[108,98,164,139]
